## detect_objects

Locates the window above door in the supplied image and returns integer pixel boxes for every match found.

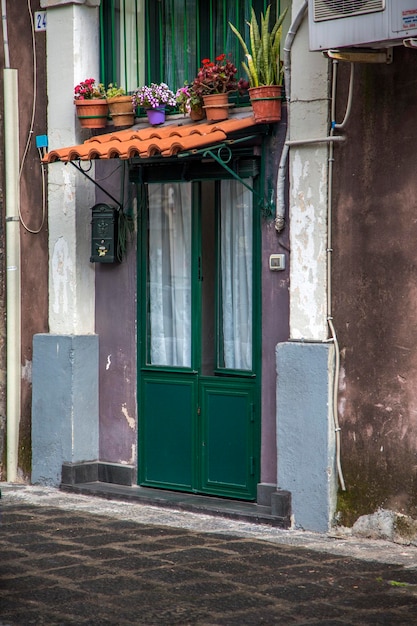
[100,0,282,94]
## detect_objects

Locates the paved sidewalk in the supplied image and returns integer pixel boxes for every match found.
[1,485,417,624]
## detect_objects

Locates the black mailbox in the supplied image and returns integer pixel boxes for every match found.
[90,203,119,263]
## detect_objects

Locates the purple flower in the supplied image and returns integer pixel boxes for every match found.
[132,82,176,109]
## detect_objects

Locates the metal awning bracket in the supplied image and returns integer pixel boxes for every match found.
[179,136,273,215]
[70,160,123,210]
[202,146,256,195]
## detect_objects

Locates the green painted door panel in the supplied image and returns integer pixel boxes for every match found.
[200,379,256,500]
[138,180,260,501]
[140,374,196,490]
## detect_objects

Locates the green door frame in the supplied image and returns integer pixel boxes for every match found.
[137,172,262,500]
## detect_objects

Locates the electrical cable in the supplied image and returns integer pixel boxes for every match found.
[19,0,45,234]
[19,0,36,180]
[326,59,355,492]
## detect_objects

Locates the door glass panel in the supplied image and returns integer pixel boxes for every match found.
[219,180,253,371]
[147,183,192,367]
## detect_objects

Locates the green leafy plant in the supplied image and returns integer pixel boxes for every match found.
[192,54,238,97]
[175,82,204,114]
[106,83,126,99]
[229,5,287,87]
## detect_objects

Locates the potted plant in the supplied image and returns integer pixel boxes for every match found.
[175,82,205,121]
[229,5,287,123]
[74,78,108,129]
[192,54,238,121]
[132,82,176,125]
[105,84,135,127]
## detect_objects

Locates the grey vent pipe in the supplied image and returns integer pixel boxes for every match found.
[275,0,308,232]
[3,0,21,483]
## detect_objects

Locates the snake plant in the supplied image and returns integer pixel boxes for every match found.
[229,5,287,88]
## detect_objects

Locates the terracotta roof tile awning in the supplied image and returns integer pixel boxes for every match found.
[43,115,260,164]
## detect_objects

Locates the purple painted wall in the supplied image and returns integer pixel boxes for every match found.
[332,47,417,523]
[95,122,290,489]
[95,164,137,469]
[261,111,290,484]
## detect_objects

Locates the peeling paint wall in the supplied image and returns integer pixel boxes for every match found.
[46,4,98,335]
[332,48,417,524]
[289,16,329,341]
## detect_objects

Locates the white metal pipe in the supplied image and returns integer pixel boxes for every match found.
[4,68,21,483]
[285,136,346,146]
[326,59,346,492]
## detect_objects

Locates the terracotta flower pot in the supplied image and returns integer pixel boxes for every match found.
[202,93,231,121]
[190,107,205,121]
[249,85,282,123]
[107,95,135,127]
[74,99,109,129]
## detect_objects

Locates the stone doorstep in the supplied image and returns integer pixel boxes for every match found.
[60,461,292,529]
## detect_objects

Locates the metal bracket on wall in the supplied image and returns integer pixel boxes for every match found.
[70,160,123,210]
[180,137,274,216]
[325,48,393,64]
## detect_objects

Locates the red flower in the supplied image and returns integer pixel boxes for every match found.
[192,53,239,95]
[74,78,105,100]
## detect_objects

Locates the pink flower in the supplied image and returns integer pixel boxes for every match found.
[74,78,105,100]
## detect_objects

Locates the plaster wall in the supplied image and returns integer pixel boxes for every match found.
[261,113,290,485]
[30,1,101,484]
[46,3,98,334]
[273,2,337,529]
[288,10,329,341]
[332,48,417,524]
[94,163,137,468]
[41,1,100,6]
[0,1,49,480]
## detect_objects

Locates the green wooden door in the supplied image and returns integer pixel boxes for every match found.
[141,374,196,490]
[139,179,259,500]
[200,379,256,499]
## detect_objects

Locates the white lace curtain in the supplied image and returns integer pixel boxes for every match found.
[111,0,256,91]
[117,0,145,91]
[148,183,192,367]
[221,180,253,371]
[148,181,252,371]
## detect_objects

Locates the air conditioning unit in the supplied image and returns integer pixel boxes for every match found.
[308,0,417,50]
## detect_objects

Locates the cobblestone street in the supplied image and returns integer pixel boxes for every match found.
[1,486,417,625]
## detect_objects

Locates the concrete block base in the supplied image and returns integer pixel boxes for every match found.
[62,461,135,487]
[257,483,277,506]
[276,341,336,532]
[32,334,99,486]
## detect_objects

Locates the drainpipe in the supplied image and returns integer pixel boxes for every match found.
[3,0,21,483]
[275,0,308,232]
